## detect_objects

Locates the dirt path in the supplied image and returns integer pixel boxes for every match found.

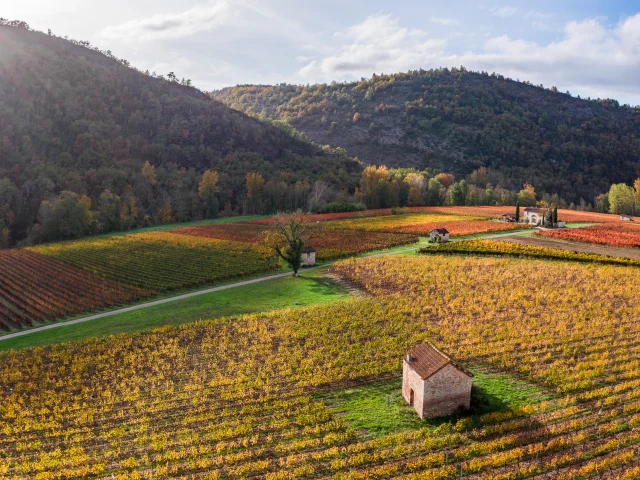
[500,235,640,261]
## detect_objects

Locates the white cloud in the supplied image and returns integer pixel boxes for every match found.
[99,0,307,43]
[429,17,460,26]
[491,6,518,18]
[300,15,446,78]
[299,14,640,105]
[100,1,232,41]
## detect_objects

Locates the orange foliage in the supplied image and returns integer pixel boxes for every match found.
[537,223,640,248]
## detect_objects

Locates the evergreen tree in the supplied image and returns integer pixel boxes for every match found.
[515,200,520,222]
[553,205,558,226]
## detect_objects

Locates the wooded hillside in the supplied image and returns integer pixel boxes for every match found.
[213,69,640,203]
[0,25,360,245]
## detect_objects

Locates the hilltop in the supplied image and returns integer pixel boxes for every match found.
[213,69,640,202]
[0,25,359,244]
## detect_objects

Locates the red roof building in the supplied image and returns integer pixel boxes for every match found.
[402,343,473,419]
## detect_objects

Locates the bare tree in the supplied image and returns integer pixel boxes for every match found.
[307,180,331,212]
[262,211,314,276]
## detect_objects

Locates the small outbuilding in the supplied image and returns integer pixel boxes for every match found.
[302,246,316,266]
[402,342,473,419]
[621,215,634,222]
[501,213,517,223]
[523,207,547,225]
[429,228,450,243]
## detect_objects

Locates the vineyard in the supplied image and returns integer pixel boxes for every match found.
[247,206,626,225]
[325,213,530,236]
[173,222,418,260]
[326,214,478,232]
[414,206,623,223]
[30,232,278,291]
[0,250,151,331]
[537,223,640,249]
[392,220,529,236]
[419,239,640,267]
[2,255,640,477]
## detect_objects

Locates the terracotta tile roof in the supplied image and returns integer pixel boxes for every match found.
[430,228,449,235]
[405,343,473,380]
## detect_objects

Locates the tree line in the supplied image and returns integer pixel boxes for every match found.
[4,159,638,248]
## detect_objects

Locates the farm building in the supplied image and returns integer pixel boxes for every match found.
[501,213,517,222]
[620,215,634,222]
[302,246,316,266]
[402,343,473,419]
[523,207,547,225]
[429,228,450,243]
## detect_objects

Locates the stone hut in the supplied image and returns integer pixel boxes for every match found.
[501,213,517,222]
[620,215,634,222]
[429,228,450,243]
[302,246,316,266]
[402,343,473,419]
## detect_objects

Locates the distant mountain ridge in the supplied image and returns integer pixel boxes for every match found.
[213,69,640,202]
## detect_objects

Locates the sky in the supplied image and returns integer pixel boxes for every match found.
[5,0,640,104]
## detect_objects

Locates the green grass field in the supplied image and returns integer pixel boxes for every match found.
[318,370,553,439]
[0,270,349,351]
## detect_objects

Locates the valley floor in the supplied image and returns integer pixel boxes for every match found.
[502,234,640,261]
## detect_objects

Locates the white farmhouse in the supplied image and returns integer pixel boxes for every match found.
[523,207,547,225]
[429,228,450,243]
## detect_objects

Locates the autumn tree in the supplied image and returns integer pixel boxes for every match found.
[469,167,488,186]
[359,166,389,208]
[158,200,173,223]
[404,173,426,206]
[246,172,265,214]
[434,173,454,189]
[198,170,220,218]
[594,193,610,213]
[608,183,636,215]
[141,161,157,186]
[262,212,314,276]
[517,182,537,206]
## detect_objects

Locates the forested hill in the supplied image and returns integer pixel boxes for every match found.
[213,69,640,202]
[0,25,359,245]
